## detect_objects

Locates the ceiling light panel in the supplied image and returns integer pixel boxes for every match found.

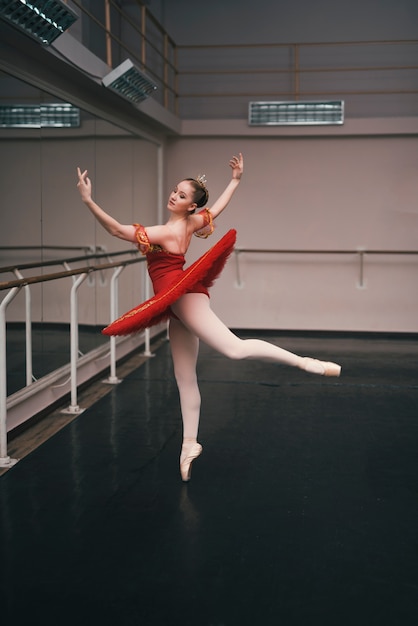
[0,0,78,45]
[0,103,80,127]
[102,59,157,104]
[249,101,344,126]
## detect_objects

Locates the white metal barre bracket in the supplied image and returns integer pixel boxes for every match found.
[61,270,88,415]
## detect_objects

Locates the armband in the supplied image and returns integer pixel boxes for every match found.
[194,208,214,239]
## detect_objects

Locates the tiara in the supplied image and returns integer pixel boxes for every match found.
[196,173,208,190]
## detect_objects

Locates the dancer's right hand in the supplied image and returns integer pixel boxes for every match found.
[76,167,92,203]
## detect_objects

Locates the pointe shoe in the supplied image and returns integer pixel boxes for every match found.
[180,442,203,482]
[300,357,341,377]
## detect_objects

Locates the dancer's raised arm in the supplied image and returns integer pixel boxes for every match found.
[207,153,243,220]
[76,167,136,243]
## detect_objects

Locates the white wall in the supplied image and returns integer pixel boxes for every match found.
[165,134,418,332]
[2,129,417,333]
[153,0,418,331]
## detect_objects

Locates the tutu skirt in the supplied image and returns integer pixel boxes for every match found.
[102,229,236,336]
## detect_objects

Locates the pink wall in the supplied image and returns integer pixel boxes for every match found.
[165,131,418,332]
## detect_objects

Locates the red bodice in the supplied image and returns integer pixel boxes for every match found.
[102,220,236,336]
[146,250,210,297]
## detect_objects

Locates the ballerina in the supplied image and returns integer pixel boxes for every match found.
[77,153,341,482]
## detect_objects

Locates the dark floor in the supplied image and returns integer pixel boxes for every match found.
[1,331,418,626]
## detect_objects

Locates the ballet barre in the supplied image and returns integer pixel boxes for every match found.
[0,250,152,469]
[233,247,418,289]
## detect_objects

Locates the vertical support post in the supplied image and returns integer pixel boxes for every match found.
[24,283,33,386]
[14,270,33,386]
[61,273,88,415]
[103,266,124,385]
[141,263,153,357]
[105,0,112,67]
[234,249,244,289]
[174,45,178,116]
[163,33,169,109]
[0,287,21,467]
[294,43,300,100]
[357,249,366,289]
[141,4,146,69]
[157,143,164,225]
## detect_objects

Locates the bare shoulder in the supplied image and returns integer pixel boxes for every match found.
[143,224,169,245]
[190,209,209,232]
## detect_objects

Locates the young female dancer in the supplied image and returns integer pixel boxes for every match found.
[77,153,341,482]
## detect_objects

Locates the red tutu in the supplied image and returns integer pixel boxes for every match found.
[102,229,236,336]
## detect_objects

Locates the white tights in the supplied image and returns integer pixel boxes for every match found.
[169,293,308,441]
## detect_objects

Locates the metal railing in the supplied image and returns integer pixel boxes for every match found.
[233,247,418,289]
[69,0,178,112]
[0,248,155,468]
[63,2,418,119]
[176,39,418,119]
[178,39,418,99]
[2,244,417,465]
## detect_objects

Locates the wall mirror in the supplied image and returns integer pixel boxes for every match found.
[0,71,160,394]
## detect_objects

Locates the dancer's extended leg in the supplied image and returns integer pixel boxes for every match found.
[171,293,341,376]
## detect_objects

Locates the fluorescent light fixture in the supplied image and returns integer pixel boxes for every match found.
[0,0,78,45]
[0,103,80,127]
[249,100,344,126]
[102,59,157,104]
